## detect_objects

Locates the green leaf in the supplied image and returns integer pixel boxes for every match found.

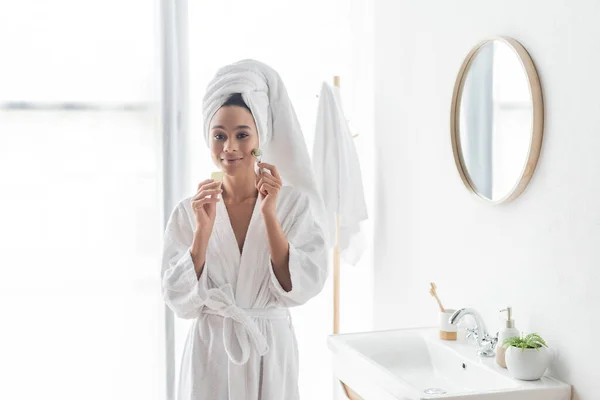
[502,332,548,350]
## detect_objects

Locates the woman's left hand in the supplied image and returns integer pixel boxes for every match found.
[256,162,282,216]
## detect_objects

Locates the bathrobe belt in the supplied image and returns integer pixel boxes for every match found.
[200,286,290,365]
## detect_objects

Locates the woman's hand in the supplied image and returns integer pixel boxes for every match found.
[191,179,222,236]
[257,163,290,290]
[256,162,282,216]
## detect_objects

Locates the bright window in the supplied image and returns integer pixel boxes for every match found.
[0,2,163,399]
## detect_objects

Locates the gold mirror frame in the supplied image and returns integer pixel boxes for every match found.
[450,37,544,204]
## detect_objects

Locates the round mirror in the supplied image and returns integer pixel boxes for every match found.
[451,37,544,203]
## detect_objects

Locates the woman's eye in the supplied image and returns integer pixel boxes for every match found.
[214,134,225,140]
[237,132,249,139]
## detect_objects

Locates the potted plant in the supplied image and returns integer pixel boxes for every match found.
[503,333,550,381]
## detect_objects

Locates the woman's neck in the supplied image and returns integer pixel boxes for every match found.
[221,169,258,204]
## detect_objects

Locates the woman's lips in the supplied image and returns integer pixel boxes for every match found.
[222,158,242,164]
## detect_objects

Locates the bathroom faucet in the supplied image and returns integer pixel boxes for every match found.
[449,308,498,357]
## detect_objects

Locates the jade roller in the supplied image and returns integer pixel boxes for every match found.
[251,148,264,173]
[251,148,262,160]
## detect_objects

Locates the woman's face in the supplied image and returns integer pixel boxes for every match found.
[209,105,259,176]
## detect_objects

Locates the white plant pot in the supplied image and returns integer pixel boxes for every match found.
[505,346,550,381]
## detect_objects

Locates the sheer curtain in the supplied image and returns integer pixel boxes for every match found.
[0,2,164,399]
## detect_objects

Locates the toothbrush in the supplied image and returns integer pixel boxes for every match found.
[429,282,446,313]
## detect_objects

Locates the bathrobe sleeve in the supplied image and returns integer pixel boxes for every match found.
[161,201,210,319]
[269,191,328,307]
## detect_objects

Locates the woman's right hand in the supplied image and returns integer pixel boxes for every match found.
[191,179,222,236]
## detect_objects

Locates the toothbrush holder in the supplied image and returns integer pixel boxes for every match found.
[439,309,457,340]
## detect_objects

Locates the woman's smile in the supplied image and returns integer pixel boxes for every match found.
[222,157,243,165]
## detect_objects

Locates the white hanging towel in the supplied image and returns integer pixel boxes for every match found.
[312,82,368,265]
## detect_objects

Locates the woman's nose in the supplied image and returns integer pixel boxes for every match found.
[224,139,238,152]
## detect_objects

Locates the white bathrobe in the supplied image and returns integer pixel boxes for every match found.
[162,186,327,400]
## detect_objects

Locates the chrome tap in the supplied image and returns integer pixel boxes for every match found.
[449,308,498,357]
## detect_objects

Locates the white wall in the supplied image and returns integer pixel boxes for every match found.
[372,1,600,399]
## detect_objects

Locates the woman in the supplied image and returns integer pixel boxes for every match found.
[161,60,329,400]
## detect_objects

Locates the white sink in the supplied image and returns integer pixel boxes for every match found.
[328,327,571,400]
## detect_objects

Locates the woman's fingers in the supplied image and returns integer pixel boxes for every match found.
[201,180,222,189]
[256,179,277,193]
[262,173,280,184]
[256,172,281,189]
[197,179,213,190]
[192,197,220,209]
[259,183,277,195]
[197,180,221,193]
[192,188,223,201]
[257,162,281,181]
[256,179,268,195]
